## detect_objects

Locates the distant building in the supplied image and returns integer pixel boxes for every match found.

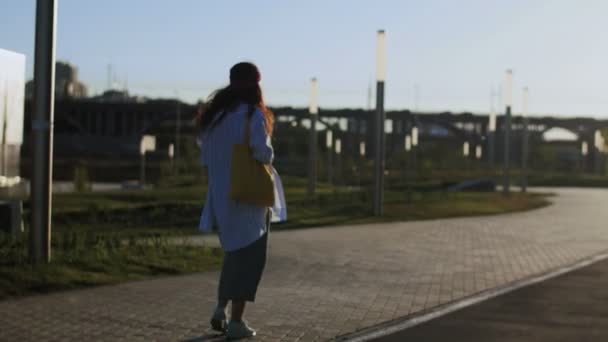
[90,89,146,103]
[25,61,88,100]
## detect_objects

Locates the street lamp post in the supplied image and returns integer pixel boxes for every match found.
[168,143,175,170]
[595,130,605,175]
[373,29,386,216]
[326,130,333,185]
[335,139,342,185]
[358,141,366,187]
[581,141,589,173]
[30,0,57,264]
[521,87,529,192]
[401,134,411,197]
[139,135,156,187]
[488,90,497,168]
[503,69,513,195]
[308,78,318,196]
[174,91,181,174]
[411,126,418,175]
[463,141,470,170]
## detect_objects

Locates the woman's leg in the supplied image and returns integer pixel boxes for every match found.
[231,301,246,322]
[211,257,230,332]
[217,298,228,309]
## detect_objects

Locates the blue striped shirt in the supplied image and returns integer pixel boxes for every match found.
[198,104,274,252]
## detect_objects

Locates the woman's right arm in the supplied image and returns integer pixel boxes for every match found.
[249,109,274,164]
[198,131,210,167]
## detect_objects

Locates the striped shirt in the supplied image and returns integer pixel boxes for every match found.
[198,103,274,252]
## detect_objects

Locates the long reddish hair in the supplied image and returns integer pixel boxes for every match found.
[195,62,274,135]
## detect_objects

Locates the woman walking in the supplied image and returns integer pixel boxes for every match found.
[196,62,276,339]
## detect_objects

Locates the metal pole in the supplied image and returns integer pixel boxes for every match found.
[308,78,318,196]
[503,106,512,195]
[373,30,386,216]
[488,131,495,167]
[502,70,512,196]
[140,152,146,187]
[522,117,529,192]
[30,0,56,264]
[174,96,181,173]
[335,139,342,186]
[374,81,385,216]
[308,115,317,194]
[411,125,418,179]
[326,130,333,186]
[521,87,529,193]
[488,89,497,168]
[594,131,603,175]
[581,141,588,173]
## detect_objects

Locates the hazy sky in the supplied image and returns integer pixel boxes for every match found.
[2,0,608,117]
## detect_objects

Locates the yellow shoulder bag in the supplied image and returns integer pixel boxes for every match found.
[230,107,275,207]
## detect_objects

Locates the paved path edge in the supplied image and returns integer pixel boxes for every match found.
[336,249,608,342]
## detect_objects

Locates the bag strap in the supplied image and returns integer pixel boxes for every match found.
[242,104,256,145]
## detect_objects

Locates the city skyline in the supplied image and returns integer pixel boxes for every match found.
[2,0,608,117]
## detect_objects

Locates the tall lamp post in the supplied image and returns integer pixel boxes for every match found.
[373,29,386,216]
[168,143,175,170]
[476,145,483,160]
[308,77,318,196]
[335,139,342,185]
[521,87,529,192]
[595,130,605,175]
[405,134,413,202]
[30,0,57,264]
[411,126,419,175]
[358,141,366,187]
[403,135,411,180]
[463,141,470,171]
[488,90,497,168]
[581,141,589,172]
[502,69,513,195]
[326,130,333,185]
[174,91,181,174]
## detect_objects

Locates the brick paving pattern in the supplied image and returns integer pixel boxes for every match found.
[1,188,608,341]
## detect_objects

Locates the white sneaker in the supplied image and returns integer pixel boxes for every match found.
[210,306,227,332]
[226,320,256,340]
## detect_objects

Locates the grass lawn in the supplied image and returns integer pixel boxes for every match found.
[47,176,552,234]
[278,190,551,229]
[3,176,550,300]
[0,233,223,300]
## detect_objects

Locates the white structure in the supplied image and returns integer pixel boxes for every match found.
[168,143,175,158]
[309,78,318,115]
[335,139,342,154]
[376,30,386,82]
[595,130,605,152]
[412,127,419,147]
[0,49,26,181]
[463,142,470,157]
[582,141,589,156]
[360,141,366,156]
[326,130,333,148]
[405,135,412,152]
[504,69,513,108]
[139,135,156,155]
[476,145,483,159]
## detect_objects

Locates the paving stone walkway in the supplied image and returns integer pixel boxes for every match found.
[2,188,608,341]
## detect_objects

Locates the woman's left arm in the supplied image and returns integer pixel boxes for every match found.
[249,109,274,164]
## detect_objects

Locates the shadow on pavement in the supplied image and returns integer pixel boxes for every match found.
[181,332,226,342]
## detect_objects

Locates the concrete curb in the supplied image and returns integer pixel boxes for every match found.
[337,250,608,342]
